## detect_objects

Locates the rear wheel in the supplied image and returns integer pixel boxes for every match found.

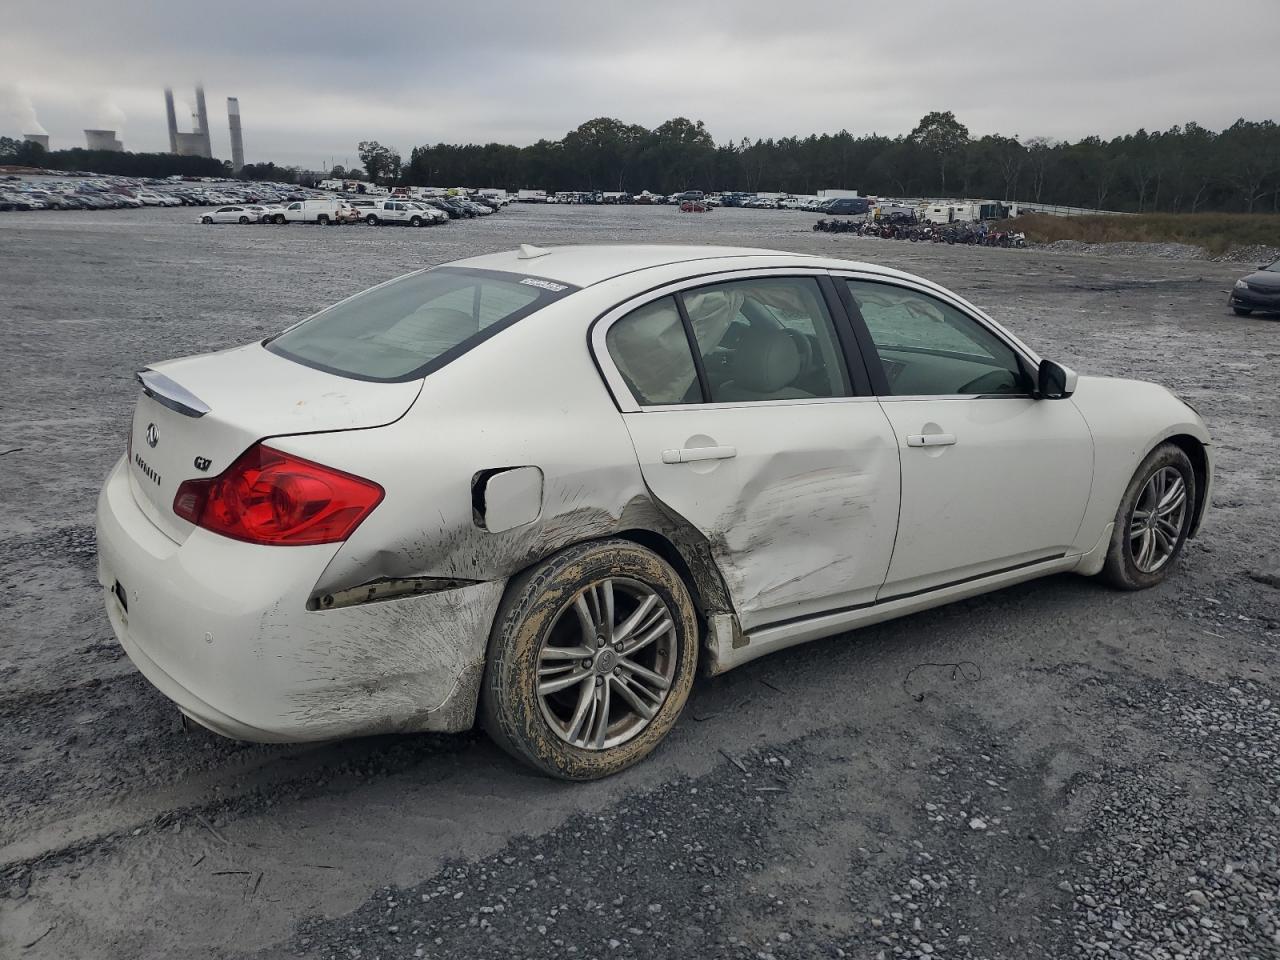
[274,214,286,224]
[410,215,423,227]
[481,539,698,780]
[1101,442,1195,590]
[317,214,329,225]
[365,214,379,225]
[1233,306,1253,316]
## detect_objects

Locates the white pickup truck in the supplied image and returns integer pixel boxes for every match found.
[361,199,442,227]
[282,198,357,225]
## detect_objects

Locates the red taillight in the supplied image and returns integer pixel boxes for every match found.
[174,443,384,546]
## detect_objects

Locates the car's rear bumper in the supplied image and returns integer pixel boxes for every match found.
[96,457,505,742]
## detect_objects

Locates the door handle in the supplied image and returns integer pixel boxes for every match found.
[661,445,738,464]
[906,434,957,447]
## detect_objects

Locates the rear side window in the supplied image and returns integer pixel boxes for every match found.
[267,268,577,382]
[681,277,848,402]
[606,297,699,405]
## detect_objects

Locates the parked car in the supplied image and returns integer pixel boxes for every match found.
[439,198,475,218]
[96,245,1212,780]
[820,197,871,216]
[1228,258,1280,317]
[423,198,463,219]
[282,198,356,225]
[257,203,288,224]
[198,205,260,224]
[363,199,435,227]
[403,201,449,224]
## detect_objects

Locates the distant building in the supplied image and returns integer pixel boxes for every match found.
[23,134,50,150]
[84,129,123,152]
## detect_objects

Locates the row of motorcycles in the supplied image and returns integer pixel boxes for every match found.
[813,215,1026,248]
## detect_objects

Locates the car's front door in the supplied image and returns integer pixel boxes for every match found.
[597,271,901,632]
[837,276,1093,599]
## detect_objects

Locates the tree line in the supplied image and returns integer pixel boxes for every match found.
[392,112,1280,213]
[6,111,1279,214]
[0,138,228,179]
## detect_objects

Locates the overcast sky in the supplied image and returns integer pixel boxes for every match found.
[2,0,1277,169]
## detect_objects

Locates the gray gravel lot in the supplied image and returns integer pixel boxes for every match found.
[0,204,1277,959]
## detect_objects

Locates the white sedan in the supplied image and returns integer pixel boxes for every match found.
[96,245,1212,778]
[197,205,260,224]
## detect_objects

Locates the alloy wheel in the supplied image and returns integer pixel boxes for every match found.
[1128,466,1187,573]
[535,578,677,750]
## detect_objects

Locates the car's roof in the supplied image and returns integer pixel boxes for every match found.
[449,244,814,288]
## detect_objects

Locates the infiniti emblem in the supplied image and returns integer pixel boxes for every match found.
[145,423,159,448]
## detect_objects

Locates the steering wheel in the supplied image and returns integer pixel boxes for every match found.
[956,370,1018,395]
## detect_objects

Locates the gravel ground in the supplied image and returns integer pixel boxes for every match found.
[0,204,1277,959]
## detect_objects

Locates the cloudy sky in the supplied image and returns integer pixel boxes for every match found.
[2,0,1277,168]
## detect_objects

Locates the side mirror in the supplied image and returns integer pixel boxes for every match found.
[1037,359,1077,400]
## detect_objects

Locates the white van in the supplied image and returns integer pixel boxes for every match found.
[282,199,356,225]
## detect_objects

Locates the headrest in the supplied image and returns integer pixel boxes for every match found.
[730,327,801,394]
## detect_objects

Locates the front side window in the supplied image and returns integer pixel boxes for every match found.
[267,268,575,382]
[845,280,1030,397]
[682,277,849,403]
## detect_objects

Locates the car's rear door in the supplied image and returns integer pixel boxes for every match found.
[595,269,901,632]
[834,273,1093,599]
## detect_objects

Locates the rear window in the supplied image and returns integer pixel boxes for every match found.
[266,267,578,382]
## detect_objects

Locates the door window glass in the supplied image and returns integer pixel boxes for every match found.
[606,297,700,406]
[680,277,849,402]
[845,280,1030,396]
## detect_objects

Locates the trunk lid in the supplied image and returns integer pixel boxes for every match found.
[127,342,421,542]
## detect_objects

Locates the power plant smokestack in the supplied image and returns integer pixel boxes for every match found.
[166,83,213,157]
[227,97,244,171]
[85,129,123,152]
[164,88,179,153]
[194,85,212,158]
[23,133,50,150]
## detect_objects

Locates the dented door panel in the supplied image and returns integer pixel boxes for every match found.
[620,399,901,631]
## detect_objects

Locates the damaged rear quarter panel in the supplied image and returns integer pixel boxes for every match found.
[271,285,736,725]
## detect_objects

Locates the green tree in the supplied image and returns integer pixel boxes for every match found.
[909,111,970,193]
[357,141,402,183]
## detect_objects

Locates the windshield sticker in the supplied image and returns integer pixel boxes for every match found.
[519,278,568,292]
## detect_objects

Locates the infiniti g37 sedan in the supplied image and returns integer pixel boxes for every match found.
[97,245,1212,779]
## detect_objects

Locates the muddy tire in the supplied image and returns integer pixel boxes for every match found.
[1101,442,1196,590]
[481,539,698,780]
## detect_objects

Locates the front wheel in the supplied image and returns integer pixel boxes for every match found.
[1232,306,1253,316]
[481,539,698,780]
[1101,442,1196,590]
[410,215,423,227]
[238,216,249,224]
[201,216,212,224]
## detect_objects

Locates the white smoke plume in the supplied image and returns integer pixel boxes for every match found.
[0,83,47,135]
[90,97,127,132]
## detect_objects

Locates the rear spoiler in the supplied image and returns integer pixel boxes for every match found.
[136,369,211,419]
